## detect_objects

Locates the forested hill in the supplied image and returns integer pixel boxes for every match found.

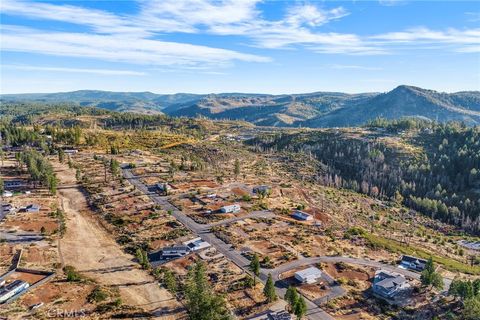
[2,85,479,127]
[247,119,480,234]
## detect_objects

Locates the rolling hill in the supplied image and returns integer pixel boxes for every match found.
[2,85,479,127]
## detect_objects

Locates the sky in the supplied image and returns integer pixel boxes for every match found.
[0,0,479,94]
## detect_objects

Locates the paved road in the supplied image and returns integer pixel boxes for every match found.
[124,169,335,320]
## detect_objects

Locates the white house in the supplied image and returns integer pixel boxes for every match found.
[220,204,241,214]
[183,237,211,251]
[294,266,322,284]
[291,211,313,221]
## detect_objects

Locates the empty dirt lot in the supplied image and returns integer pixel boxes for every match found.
[54,162,181,318]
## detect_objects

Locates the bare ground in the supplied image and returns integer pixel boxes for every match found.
[54,162,182,319]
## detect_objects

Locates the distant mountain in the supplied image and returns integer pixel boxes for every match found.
[2,86,479,126]
[302,86,480,127]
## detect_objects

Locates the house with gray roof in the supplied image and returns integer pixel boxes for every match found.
[372,270,410,301]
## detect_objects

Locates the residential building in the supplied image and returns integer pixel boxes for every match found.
[183,237,211,251]
[0,280,30,303]
[372,270,410,300]
[220,204,241,214]
[291,210,313,221]
[399,255,427,272]
[24,204,41,213]
[294,266,322,284]
[267,311,292,320]
[4,180,26,189]
[253,185,271,194]
[161,245,190,259]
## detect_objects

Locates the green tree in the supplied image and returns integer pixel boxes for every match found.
[420,257,444,290]
[184,262,231,320]
[0,177,4,196]
[463,297,480,320]
[285,286,299,312]
[249,254,260,285]
[110,158,120,179]
[263,273,277,303]
[135,248,150,269]
[163,269,177,293]
[294,296,307,319]
[58,148,65,163]
[234,159,240,178]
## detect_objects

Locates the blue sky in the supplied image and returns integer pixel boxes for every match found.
[1,0,479,94]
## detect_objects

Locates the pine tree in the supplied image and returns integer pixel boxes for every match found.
[294,296,307,319]
[249,254,260,285]
[285,286,299,312]
[421,257,443,290]
[263,273,277,303]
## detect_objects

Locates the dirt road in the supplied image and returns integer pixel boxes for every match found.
[54,163,181,318]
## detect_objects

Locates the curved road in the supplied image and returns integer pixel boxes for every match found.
[123,168,451,320]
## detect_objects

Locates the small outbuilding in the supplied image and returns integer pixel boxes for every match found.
[291,210,313,221]
[24,204,41,213]
[294,266,322,284]
[220,204,241,214]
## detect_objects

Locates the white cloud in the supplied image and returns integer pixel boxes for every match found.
[3,65,147,76]
[0,24,269,67]
[1,0,479,64]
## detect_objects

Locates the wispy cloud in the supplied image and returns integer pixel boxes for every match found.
[3,65,147,76]
[0,25,269,67]
[1,0,479,66]
[0,0,269,67]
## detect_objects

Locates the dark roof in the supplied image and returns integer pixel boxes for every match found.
[268,311,292,320]
[401,255,427,264]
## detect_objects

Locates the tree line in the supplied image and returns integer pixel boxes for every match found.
[249,119,480,233]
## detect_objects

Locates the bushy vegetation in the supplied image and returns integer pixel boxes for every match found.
[250,119,480,233]
[17,150,58,194]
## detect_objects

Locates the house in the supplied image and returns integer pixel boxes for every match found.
[24,204,41,213]
[156,183,172,194]
[183,237,211,252]
[161,245,191,259]
[399,255,427,272]
[253,185,271,194]
[458,240,480,251]
[0,280,30,303]
[267,311,292,320]
[294,266,322,284]
[4,180,26,189]
[291,210,313,221]
[220,204,241,214]
[372,270,410,300]
[2,204,13,213]
[64,149,78,155]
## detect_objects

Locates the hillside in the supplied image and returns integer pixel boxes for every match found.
[303,86,480,127]
[2,86,479,127]
[248,118,480,233]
